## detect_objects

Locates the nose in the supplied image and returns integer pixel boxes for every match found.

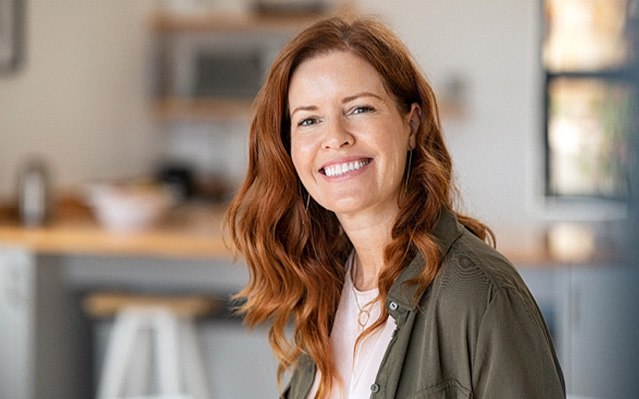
[322,118,354,149]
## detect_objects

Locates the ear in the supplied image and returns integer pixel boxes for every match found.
[406,103,422,150]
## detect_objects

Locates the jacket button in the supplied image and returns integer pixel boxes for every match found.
[370,383,380,393]
[389,302,399,311]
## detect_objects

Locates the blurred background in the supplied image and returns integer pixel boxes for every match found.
[0,0,637,398]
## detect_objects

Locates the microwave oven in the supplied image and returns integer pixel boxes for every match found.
[157,31,289,99]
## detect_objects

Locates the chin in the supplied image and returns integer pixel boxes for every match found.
[319,199,368,216]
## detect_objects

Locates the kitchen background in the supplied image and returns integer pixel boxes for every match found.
[1,0,638,398]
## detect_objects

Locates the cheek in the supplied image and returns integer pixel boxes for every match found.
[290,139,311,177]
[381,128,409,176]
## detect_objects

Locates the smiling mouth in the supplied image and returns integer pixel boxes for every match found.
[321,159,372,177]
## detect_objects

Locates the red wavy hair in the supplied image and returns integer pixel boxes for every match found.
[225,16,493,398]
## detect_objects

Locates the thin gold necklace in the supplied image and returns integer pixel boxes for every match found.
[350,256,375,330]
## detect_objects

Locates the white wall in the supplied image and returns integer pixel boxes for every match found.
[0,0,160,199]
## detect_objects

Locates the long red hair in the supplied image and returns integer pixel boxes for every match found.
[225,16,493,397]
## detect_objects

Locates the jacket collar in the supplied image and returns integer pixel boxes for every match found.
[387,208,464,317]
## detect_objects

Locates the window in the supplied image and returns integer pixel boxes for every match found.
[543,0,639,200]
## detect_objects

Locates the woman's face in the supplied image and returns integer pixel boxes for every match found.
[288,51,420,221]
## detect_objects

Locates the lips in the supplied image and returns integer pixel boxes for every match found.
[320,158,372,177]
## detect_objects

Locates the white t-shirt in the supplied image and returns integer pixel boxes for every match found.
[306,255,396,398]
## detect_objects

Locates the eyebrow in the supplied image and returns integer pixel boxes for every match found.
[290,105,318,117]
[341,91,383,104]
[290,92,383,117]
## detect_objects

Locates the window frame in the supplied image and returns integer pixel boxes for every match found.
[542,0,639,202]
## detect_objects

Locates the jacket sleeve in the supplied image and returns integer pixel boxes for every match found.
[472,286,566,398]
[281,354,316,399]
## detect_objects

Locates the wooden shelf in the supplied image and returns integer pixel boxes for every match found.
[154,98,254,121]
[151,9,343,34]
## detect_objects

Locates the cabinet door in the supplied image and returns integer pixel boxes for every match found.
[0,249,92,399]
[0,247,35,399]
[564,266,639,399]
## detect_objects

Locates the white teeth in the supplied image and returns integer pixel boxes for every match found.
[324,160,369,177]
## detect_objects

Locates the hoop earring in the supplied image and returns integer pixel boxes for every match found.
[405,149,413,191]
[299,183,311,213]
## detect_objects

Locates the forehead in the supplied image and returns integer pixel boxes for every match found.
[288,51,388,103]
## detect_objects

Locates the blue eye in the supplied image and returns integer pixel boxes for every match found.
[351,106,374,115]
[298,118,319,127]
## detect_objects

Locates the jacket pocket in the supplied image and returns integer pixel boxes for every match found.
[406,379,472,399]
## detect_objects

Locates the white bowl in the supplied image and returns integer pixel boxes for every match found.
[86,184,172,232]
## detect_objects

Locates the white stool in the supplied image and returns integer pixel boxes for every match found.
[84,293,219,399]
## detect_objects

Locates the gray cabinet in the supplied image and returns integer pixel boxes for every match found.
[0,247,91,399]
[0,250,279,398]
[521,265,639,399]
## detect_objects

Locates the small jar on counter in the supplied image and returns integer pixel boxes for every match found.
[17,157,51,227]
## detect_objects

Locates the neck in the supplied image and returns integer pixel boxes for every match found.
[338,207,397,291]
[350,252,383,291]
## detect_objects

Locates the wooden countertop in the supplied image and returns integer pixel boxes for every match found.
[0,200,234,260]
[1,197,616,266]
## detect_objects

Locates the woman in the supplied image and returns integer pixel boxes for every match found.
[226,16,565,398]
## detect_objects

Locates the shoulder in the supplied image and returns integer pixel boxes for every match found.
[429,226,537,320]
[426,209,529,300]
[449,228,526,289]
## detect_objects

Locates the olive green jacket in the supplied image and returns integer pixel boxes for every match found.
[284,209,565,398]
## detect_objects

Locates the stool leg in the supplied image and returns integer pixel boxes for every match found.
[179,318,211,399]
[97,309,143,399]
[153,309,181,396]
[126,319,152,396]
